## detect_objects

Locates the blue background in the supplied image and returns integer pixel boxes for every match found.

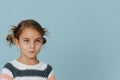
[0,0,120,80]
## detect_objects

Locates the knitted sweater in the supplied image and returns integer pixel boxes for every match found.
[1,60,54,80]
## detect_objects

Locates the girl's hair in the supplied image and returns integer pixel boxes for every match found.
[6,19,48,45]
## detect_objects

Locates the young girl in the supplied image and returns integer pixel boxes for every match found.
[0,19,56,80]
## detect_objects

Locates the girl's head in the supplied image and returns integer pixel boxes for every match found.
[6,19,48,59]
[7,19,47,45]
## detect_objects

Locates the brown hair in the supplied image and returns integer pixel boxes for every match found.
[6,19,48,45]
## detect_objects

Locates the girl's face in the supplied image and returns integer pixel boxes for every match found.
[15,27,43,59]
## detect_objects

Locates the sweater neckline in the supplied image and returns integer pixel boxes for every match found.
[14,59,41,67]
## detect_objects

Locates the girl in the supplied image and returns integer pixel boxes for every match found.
[1,19,56,80]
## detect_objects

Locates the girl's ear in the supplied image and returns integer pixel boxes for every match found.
[42,37,46,44]
[14,38,19,48]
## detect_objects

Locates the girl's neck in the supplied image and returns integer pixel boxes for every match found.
[17,56,39,66]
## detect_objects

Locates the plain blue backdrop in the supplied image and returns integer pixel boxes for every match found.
[0,0,120,80]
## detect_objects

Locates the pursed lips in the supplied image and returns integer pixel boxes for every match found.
[29,50,36,53]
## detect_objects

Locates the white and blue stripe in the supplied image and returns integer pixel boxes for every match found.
[1,60,54,80]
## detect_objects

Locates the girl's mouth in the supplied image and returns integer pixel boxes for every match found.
[29,51,35,53]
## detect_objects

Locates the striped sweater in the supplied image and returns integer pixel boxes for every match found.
[1,60,54,80]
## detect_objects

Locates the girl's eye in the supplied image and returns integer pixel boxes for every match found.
[35,39,41,42]
[24,40,29,42]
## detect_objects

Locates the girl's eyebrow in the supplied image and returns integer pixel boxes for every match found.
[23,38,29,39]
[23,38,42,39]
[36,38,42,39]
[36,38,42,40]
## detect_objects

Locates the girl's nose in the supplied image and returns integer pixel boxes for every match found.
[30,42,35,49]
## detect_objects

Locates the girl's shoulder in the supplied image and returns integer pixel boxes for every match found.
[2,60,17,70]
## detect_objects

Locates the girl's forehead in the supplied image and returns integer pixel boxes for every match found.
[19,27,42,38]
[21,27,41,33]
